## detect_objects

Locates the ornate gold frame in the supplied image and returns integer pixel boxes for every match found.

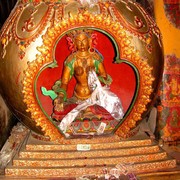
[22,11,154,142]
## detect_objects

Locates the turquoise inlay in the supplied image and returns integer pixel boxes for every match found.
[65,57,75,79]
[48,60,58,68]
[94,59,100,74]
[93,50,103,74]
[98,74,112,85]
[41,87,57,100]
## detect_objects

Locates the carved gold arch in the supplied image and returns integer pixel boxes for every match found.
[22,11,154,143]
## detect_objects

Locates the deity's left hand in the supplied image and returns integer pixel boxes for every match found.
[54,96,64,112]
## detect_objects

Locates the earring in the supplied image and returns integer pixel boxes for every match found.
[88,47,95,53]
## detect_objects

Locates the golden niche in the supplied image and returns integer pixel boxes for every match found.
[0,0,163,142]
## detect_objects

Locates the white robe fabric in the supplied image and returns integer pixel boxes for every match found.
[58,70,124,134]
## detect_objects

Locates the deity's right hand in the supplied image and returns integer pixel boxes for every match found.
[54,96,64,112]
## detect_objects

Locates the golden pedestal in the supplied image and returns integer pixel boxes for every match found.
[4,132,178,179]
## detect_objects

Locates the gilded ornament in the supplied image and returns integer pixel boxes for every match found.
[0,0,164,141]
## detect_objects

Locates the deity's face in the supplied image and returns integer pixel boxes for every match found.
[74,33,90,52]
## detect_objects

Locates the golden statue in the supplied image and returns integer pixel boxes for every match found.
[50,29,124,134]
[54,31,107,109]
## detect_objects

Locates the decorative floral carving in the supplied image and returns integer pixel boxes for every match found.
[12,4,52,46]
[111,1,162,54]
[22,8,154,142]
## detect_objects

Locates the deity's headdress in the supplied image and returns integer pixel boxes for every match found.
[66,29,97,52]
[67,29,93,39]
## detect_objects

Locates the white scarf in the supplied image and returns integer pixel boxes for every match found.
[58,70,124,134]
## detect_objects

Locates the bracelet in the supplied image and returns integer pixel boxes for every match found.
[56,88,67,101]
[98,74,112,85]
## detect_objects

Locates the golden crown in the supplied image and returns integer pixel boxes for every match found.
[66,29,94,40]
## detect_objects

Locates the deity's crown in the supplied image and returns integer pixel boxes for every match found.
[67,29,94,40]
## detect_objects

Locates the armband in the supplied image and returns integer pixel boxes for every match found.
[56,88,67,102]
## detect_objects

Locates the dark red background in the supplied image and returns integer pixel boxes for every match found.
[36,32,136,117]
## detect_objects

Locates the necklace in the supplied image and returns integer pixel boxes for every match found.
[76,51,90,58]
[76,54,91,68]
[82,58,88,67]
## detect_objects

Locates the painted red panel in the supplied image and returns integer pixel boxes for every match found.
[36,32,136,117]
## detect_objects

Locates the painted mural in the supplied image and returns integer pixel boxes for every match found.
[158,54,180,141]
[163,0,180,29]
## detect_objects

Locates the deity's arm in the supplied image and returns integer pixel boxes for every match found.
[53,67,70,107]
[94,53,112,86]
[59,66,71,93]
[97,62,107,79]
[53,61,72,111]
[57,55,74,100]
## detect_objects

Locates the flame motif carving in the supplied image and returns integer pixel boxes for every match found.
[22,11,154,142]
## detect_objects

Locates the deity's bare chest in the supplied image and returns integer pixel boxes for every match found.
[74,57,94,76]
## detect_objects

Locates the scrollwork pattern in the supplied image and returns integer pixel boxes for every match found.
[22,9,154,142]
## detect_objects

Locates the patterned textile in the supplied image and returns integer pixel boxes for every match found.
[163,0,180,29]
[158,54,180,141]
